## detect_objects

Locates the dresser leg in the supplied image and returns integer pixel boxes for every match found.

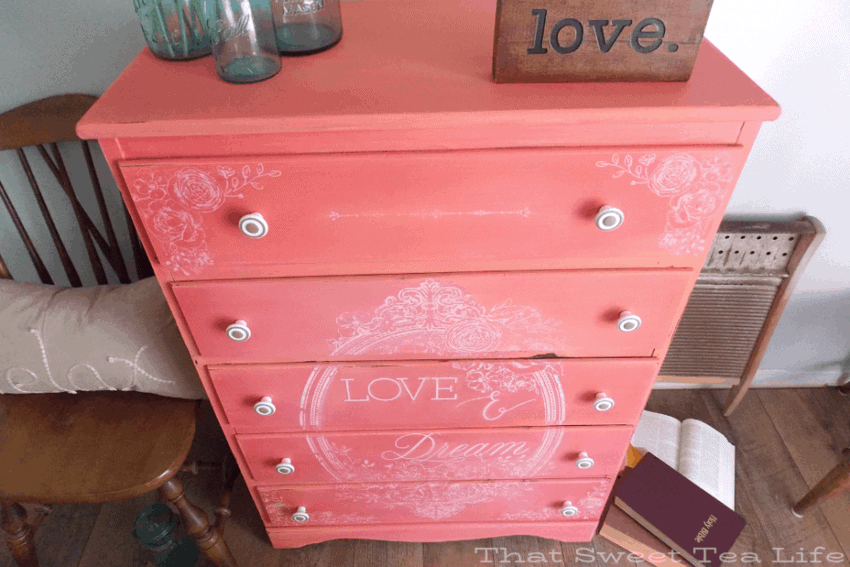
[158,477,239,567]
[1,501,40,567]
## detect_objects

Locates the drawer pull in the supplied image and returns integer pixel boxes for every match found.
[275,458,295,475]
[617,311,642,333]
[239,213,269,239]
[291,506,310,523]
[226,320,251,341]
[595,206,624,231]
[561,501,579,517]
[593,393,615,412]
[576,452,595,470]
[254,396,276,416]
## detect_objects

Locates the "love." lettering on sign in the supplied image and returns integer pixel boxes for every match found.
[493,0,714,83]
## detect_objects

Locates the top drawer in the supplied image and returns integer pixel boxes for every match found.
[119,146,745,280]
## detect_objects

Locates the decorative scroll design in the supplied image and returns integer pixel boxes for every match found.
[329,208,531,221]
[297,279,569,502]
[315,433,560,483]
[265,481,535,525]
[327,279,562,357]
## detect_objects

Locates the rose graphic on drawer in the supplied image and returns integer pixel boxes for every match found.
[128,164,281,275]
[596,152,734,255]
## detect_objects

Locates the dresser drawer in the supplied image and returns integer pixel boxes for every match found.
[174,270,692,362]
[119,146,745,279]
[211,358,658,433]
[258,477,614,527]
[236,425,631,484]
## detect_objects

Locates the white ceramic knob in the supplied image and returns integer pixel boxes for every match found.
[239,213,269,239]
[595,206,625,231]
[291,506,309,523]
[561,501,579,517]
[593,393,615,412]
[226,320,251,341]
[617,311,642,333]
[276,458,295,475]
[254,396,276,416]
[576,452,595,469]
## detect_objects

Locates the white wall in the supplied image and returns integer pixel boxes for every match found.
[0,1,145,111]
[703,0,850,385]
[1,0,848,384]
[706,0,850,293]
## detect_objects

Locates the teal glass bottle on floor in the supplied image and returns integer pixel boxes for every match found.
[272,0,342,54]
[133,0,211,60]
[132,503,200,567]
[194,0,282,83]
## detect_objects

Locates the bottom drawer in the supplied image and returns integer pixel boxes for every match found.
[266,520,600,548]
[257,477,614,527]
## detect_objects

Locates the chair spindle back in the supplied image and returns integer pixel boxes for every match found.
[0,95,151,287]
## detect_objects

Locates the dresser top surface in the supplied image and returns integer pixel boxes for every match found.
[77,0,779,140]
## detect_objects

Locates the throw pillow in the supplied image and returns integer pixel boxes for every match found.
[0,277,206,399]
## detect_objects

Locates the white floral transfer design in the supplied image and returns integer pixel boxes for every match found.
[497,479,609,522]
[129,164,281,275]
[298,280,568,493]
[260,481,536,526]
[458,360,541,395]
[596,153,734,255]
[261,505,380,527]
[316,434,560,483]
[327,279,562,357]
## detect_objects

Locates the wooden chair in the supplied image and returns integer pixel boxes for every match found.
[0,95,238,567]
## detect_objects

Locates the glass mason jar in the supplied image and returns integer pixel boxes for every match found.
[194,0,282,83]
[272,0,342,54]
[133,0,211,60]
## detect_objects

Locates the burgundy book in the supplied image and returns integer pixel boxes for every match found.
[613,452,746,567]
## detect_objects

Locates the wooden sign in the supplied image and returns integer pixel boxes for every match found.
[493,0,714,83]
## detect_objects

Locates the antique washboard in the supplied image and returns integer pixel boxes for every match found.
[659,216,825,415]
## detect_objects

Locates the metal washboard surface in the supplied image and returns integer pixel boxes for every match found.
[660,217,824,384]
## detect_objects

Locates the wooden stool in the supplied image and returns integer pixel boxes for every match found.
[791,448,850,518]
[0,391,238,567]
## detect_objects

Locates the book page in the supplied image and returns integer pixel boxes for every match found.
[630,410,682,470]
[678,419,736,509]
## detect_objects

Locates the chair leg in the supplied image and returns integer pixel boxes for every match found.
[1,501,39,567]
[792,448,850,518]
[158,477,238,567]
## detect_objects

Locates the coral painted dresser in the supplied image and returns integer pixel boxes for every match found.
[77,0,779,548]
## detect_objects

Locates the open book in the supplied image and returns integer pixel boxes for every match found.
[631,410,736,509]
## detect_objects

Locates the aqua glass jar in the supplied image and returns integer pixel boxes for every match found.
[194,0,282,83]
[133,0,211,60]
[272,0,342,54]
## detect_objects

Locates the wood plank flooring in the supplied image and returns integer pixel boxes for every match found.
[2,388,849,567]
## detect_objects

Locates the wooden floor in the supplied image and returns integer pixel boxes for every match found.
[3,387,850,567]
